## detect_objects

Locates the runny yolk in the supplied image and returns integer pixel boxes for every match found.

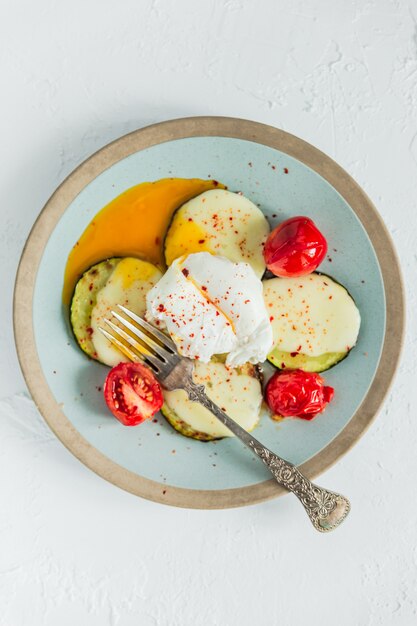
[164,215,212,266]
[63,178,223,304]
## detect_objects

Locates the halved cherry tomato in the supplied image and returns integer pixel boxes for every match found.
[265,369,334,420]
[264,216,327,277]
[103,362,163,426]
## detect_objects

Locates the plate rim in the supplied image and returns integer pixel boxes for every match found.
[13,116,405,509]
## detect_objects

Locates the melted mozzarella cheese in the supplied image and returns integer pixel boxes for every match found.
[263,274,361,356]
[163,361,262,438]
[91,258,162,366]
[164,189,270,278]
[146,252,273,366]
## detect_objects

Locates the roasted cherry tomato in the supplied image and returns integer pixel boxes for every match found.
[265,369,334,420]
[264,216,327,277]
[104,362,163,426]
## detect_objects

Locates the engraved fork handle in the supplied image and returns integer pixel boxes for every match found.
[185,379,350,532]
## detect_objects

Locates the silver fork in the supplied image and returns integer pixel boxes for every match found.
[100,305,350,532]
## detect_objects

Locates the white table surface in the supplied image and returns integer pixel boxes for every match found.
[1,1,416,624]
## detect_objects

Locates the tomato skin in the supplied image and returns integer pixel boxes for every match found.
[104,362,163,426]
[265,369,334,420]
[264,216,327,277]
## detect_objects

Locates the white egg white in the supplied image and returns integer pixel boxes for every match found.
[146,252,273,367]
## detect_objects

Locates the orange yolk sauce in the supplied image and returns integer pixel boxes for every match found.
[63,178,224,304]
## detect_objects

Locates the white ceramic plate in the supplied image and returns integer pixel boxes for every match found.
[14,117,404,508]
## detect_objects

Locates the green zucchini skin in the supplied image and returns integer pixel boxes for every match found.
[267,348,348,373]
[70,258,120,359]
[160,404,219,442]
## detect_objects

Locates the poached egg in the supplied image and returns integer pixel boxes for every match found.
[146,252,273,367]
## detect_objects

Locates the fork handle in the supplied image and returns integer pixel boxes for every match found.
[185,380,350,532]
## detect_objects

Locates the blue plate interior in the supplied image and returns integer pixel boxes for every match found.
[33,136,385,490]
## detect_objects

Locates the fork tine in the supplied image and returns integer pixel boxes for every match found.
[117,304,176,351]
[111,310,171,361]
[100,323,161,374]
[99,326,147,365]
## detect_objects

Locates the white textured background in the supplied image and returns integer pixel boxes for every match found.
[1,1,416,624]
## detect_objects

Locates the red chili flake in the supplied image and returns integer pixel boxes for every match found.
[283,167,289,174]
[281,363,286,369]
[188,217,193,222]
[153,418,158,423]
[271,165,276,170]
[329,295,333,300]
[88,283,93,291]
[189,333,195,338]
[290,352,299,357]
[157,303,166,312]
[269,316,274,322]
[328,257,333,262]
[212,214,218,219]
[182,268,189,277]
[244,299,250,304]
[198,239,205,244]
[155,236,161,245]
[86,327,94,336]
[297,345,302,351]
[201,285,207,291]
[213,180,219,186]
[215,311,220,316]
